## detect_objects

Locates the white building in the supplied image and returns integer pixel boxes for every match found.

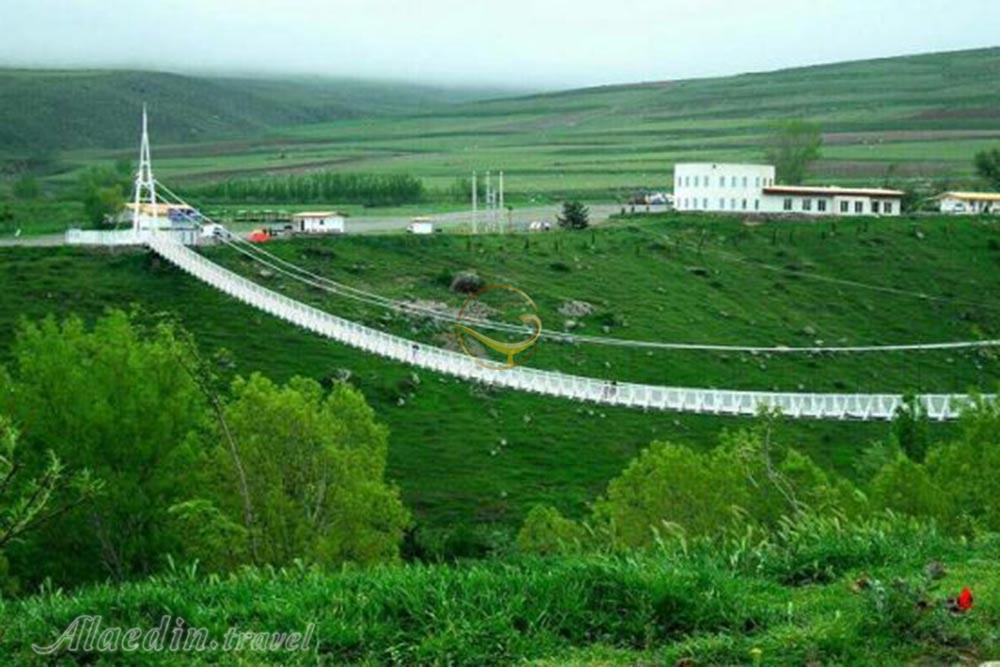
[674,163,775,213]
[760,185,903,216]
[123,202,201,230]
[937,191,1000,215]
[407,217,434,234]
[291,211,345,234]
[673,163,903,217]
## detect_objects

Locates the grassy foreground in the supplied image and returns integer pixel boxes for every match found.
[1,517,996,665]
[0,214,998,530]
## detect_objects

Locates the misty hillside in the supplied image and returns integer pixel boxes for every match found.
[0,69,513,152]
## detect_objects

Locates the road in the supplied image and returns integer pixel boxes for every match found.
[0,203,633,247]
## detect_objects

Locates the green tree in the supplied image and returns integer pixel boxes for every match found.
[516,504,585,555]
[765,120,823,185]
[12,175,41,200]
[890,394,931,463]
[594,442,749,547]
[0,417,101,588]
[0,206,14,235]
[198,373,410,567]
[973,147,1000,190]
[77,164,131,226]
[869,455,946,519]
[1,311,205,585]
[557,200,589,230]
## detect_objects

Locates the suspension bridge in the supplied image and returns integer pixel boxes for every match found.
[75,109,998,422]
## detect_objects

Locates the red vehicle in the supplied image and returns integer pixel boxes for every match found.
[248,228,270,243]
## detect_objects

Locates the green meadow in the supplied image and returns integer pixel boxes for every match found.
[1,213,997,529]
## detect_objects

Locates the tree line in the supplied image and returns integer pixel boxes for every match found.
[190,171,425,207]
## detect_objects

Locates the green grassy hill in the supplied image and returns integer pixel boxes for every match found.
[1,214,997,528]
[6,47,1000,198]
[0,69,514,152]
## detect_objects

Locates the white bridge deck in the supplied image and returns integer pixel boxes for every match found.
[147,233,982,421]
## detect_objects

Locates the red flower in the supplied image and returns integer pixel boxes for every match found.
[956,587,973,612]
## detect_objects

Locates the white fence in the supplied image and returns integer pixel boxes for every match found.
[146,234,983,421]
[67,229,200,247]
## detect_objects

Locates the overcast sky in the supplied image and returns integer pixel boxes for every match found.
[1,0,998,90]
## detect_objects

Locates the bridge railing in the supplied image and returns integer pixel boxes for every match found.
[145,233,977,421]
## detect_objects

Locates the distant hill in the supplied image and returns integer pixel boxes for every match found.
[0,69,515,152]
[108,46,1000,195]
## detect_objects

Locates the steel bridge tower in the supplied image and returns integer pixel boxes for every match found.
[131,105,157,232]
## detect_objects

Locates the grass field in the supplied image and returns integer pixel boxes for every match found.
[1,213,997,530]
[2,517,996,665]
[21,49,1000,204]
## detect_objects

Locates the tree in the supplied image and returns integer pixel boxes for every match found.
[1,311,206,585]
[0,417,101,565]
[197,373,410,567]
[594,441,750,547]
[516,504,585,555]
[890,394,931,463]
[974,147,1000,190]
[77,163,131,226]
[557,200,589,230]
[765,120,823,185]
[12,175,41,200]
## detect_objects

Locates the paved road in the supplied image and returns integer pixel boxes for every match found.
[0,203,636,247]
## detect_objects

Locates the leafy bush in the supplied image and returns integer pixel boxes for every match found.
[1,311,205,585]
[192,373,411,568]
[516,505,585,555]
[449,271,484,294]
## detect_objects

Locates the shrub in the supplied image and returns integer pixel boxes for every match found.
[516,505,585,555]
[870,455,947,519]
[594,441,750,547]
[450,271,484,294]
[196,374,411,568]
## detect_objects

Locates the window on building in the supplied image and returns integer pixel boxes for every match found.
[719,198,726,209]
[731,176,737,187]
[754,199,760,211]
[802,199,812,211]
[817,199,827,212]
[719,176,726,187]
[703,198,708,209]
[884,202,893,214]
[731,198,736,209]
[742,199,747,210]
[854,201,863,214]
[755,177,760,187]
[742,176,748,187]
[871,200,880,214]
[783,198,793,211]
[692,176,698,187]
[839,201,849,213]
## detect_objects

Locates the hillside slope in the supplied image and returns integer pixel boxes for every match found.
[112,46,1000,196]
[0,69,513,152]
[1,214,997,527]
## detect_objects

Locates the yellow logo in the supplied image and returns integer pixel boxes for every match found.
[454,285,542,369]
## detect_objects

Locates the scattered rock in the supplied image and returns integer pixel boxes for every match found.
[558,299,596,317]
[450,271,484,294]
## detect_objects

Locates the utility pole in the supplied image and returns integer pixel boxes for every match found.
[499,171,505,233]
[471,170,478,235]
[132,104,157,232]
